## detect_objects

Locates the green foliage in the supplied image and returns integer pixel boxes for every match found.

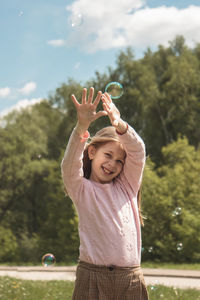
[16,233,40,263]
[0,102,79,263]
[0,227,17,262]
[142,138,200,262]
[37,165,79,263]
[107,37,200,162]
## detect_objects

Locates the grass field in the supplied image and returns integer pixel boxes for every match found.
[141,262,200,270]
[0,276,199,300]
[1,262,200,270]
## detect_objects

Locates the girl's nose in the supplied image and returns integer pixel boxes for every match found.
[108,160,115,168]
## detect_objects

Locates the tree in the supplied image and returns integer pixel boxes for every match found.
[0,102,79,263]
[89,36,200,164]
[142,137,200,262]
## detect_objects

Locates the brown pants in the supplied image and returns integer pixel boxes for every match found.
[72,261,149,300]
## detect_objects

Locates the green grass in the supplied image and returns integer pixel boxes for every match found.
[141,262,200,270]
[0,260,78,267]
[0,277,73,300]
[147,285,200,300]
[0,277,199,300]
[1,261,200,270]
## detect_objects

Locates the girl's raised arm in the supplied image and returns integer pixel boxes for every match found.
[101,93,145,195]
[101,92,127,134]
[61,87,108,200]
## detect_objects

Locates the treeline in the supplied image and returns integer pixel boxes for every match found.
[0,36,199,264]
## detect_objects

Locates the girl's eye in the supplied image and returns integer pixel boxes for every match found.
[105,153,111,158]
[117,160,124,165]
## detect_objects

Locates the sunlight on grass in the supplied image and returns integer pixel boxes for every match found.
[141,262,200,270]
[0,277,199,300]
[147,284,200,300]
[0,277,73,300]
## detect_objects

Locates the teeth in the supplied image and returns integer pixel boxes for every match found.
[103,167,111,174]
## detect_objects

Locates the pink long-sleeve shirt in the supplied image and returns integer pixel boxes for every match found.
[61,124,146,267]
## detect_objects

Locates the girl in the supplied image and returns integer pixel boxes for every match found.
[61,87,149,300]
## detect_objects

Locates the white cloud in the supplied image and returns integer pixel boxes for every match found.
[0,87,11,98]
[18,82,37,95]
[66,0,144,18]
[74,62,80,69]
[65,1,200,52]
[0,98,43,117]
[47,39,66,47]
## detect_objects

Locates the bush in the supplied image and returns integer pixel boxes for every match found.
[0,227,18,262]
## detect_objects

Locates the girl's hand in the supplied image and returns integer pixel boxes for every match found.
[101,93,120,127]
[72,87,107,131]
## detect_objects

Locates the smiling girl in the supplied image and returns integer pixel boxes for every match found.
[61,87,149,300]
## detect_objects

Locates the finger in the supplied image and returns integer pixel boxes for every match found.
[94,110,108,120]
[101,95,110,107]
[103,102,118,125]
[88,87,94,104]
[71,94,80,108]
[104,92,112,103]
[93,91,102,107]
[102,102,111,113]
[102,93,112,104]
[82,88,87,104]
[102,97,118,115]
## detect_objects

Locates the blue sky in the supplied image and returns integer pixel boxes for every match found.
[1,0,200,116]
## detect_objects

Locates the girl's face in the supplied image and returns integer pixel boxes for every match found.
[88,141,125,184]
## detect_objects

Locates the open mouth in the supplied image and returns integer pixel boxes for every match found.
[102,166,113,175]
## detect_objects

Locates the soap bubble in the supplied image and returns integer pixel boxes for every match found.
[176,243,183,251]
[105,82,124,99]
[18,11,24,17]
[150,285,158,291]
[68,13,83,27]
[172,207,182,216]
[42,253,56,267]
[148,246,153,253]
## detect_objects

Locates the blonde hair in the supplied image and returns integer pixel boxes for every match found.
[83,126,144,226]
[83,126,121,179]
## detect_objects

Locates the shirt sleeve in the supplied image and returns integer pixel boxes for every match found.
[60,127,89,201]
[117,124,146,196]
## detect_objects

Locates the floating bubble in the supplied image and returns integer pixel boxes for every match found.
[148,246,153,253]
[42,253,56,267]
[150,284,158,291]
[176,243,183,251]
[68,13,83,27]
[105,82,124,99]
[172,207,182,216]
[18,11,24,17]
